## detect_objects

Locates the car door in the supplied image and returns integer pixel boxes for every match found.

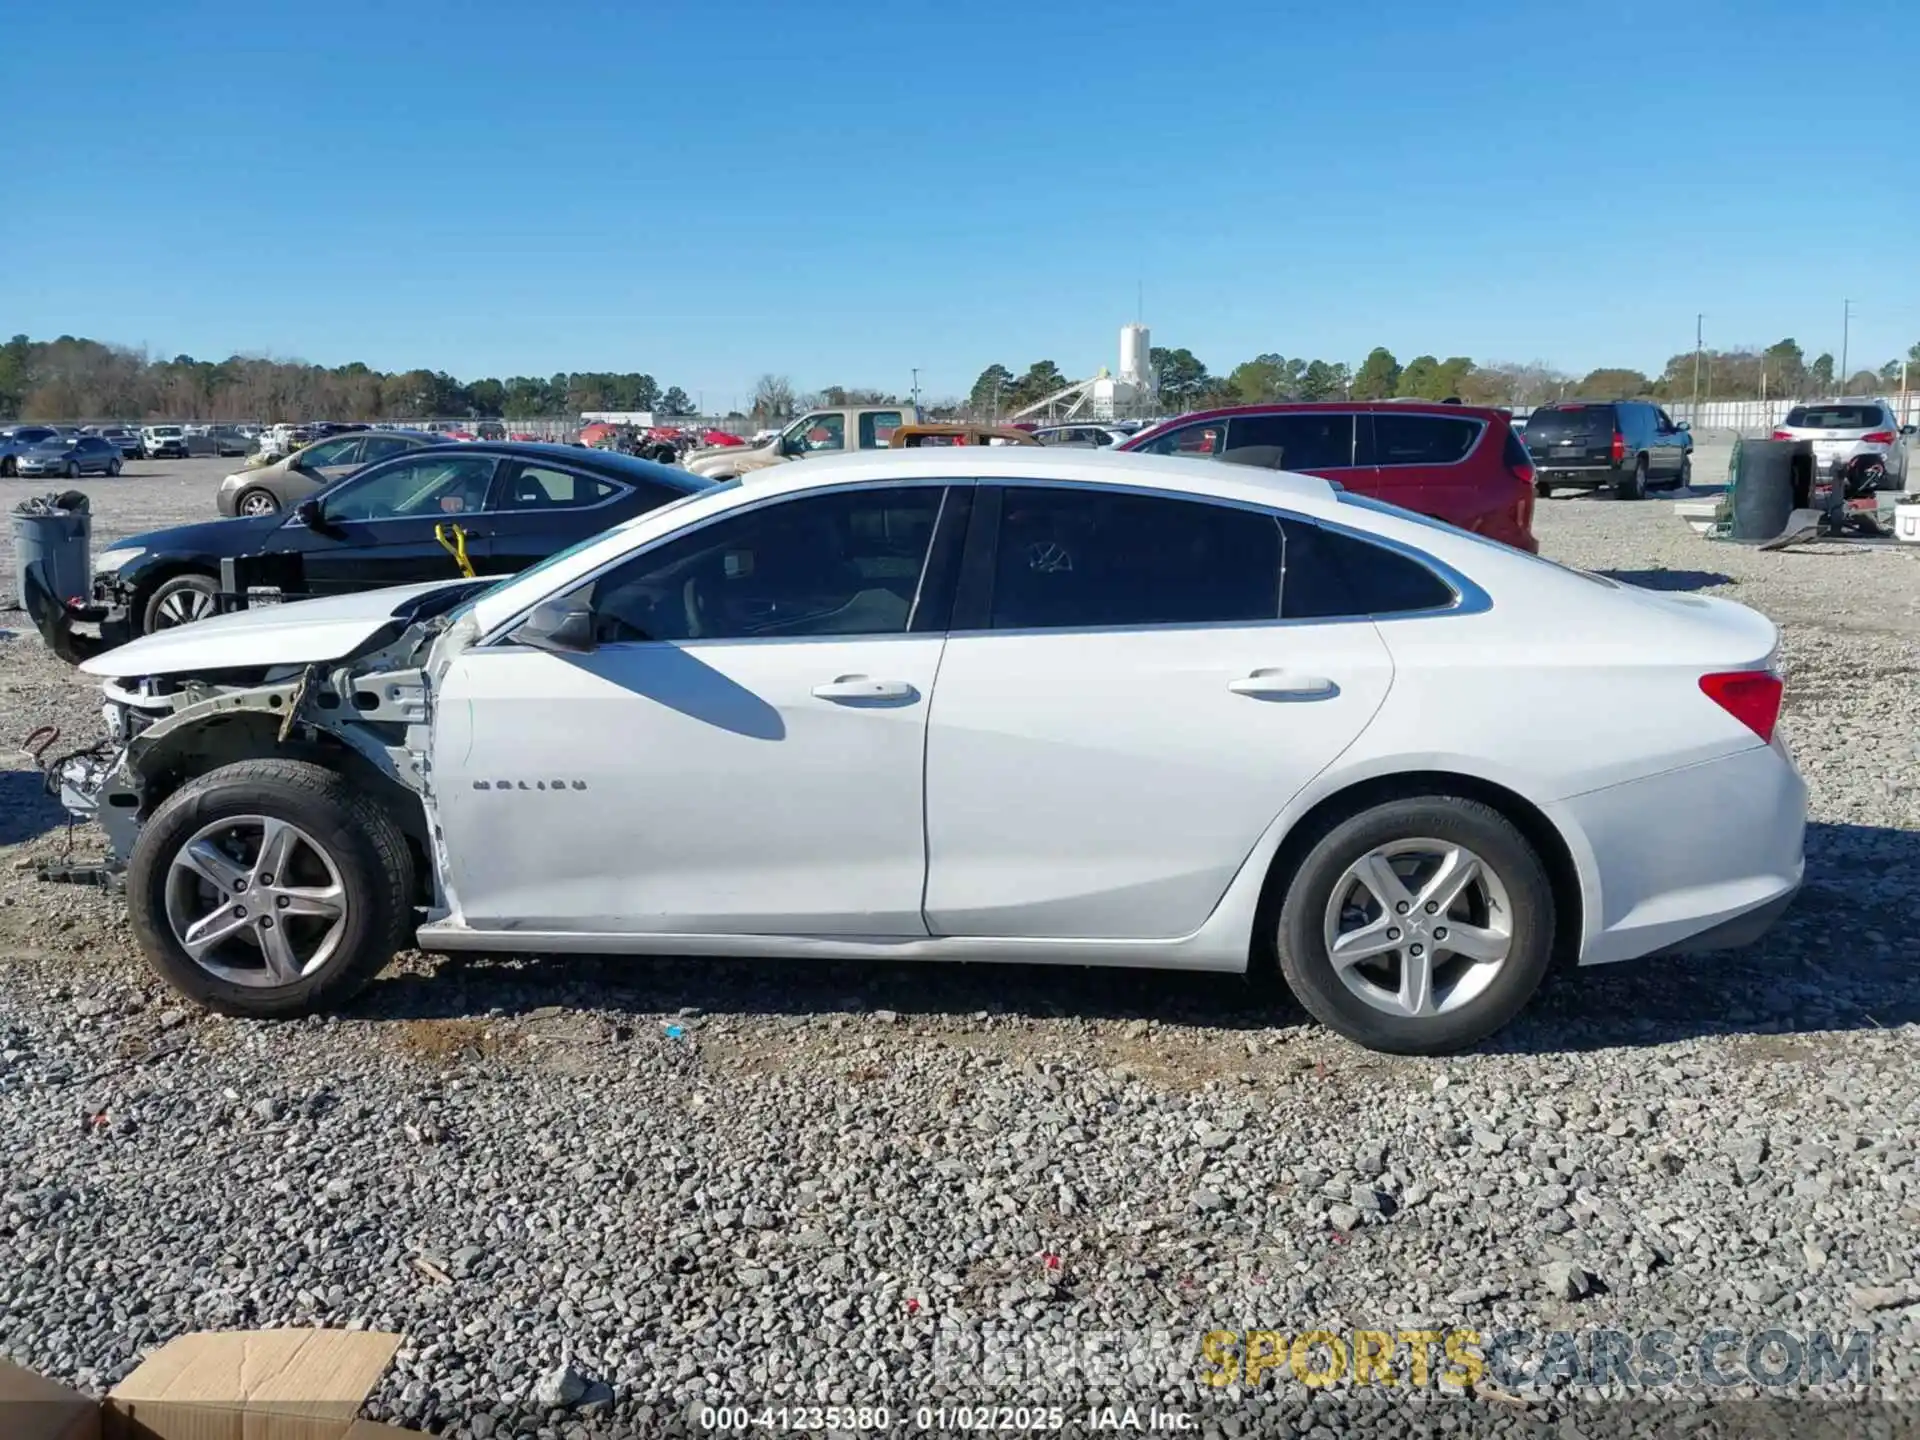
[430,482,963,935]
[273,452,500,593]
[921,483,1395,941]
[1355,410,1488,526]
[1652,407,1684,481]
[485,457,677,573]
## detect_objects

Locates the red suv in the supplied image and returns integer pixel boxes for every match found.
[1119,402,1538,552]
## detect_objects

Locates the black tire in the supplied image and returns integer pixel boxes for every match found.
[64,461,80,479]
[127,759,414,1018]
[108,458,122,477]
[0,456,13,477]
[1274,795,1555,1055]
[1535,478,1554,499]
[235,487,280,516]
[141,572,222,634]
[1617,458,1647,500]
[1673,455,1691,490]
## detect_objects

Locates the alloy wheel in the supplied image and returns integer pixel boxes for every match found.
[163,815,349,987]
[1321,839,1513,1019]
[239,491,278,516]
[153,586,216,627]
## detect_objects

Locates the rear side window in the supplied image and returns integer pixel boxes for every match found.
[1367,413,1483,466]
[1280,521,1456,619]
[500,464,623,509]
[1222,413,1354,470]
[990,487,1280,629]
[859,412,905,448]
[1783,404,1884,429]
[1524,406,1615,442]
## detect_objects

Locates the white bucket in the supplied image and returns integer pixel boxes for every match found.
[1895,502,1920,544]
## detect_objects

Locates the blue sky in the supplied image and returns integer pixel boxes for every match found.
[8,0,1918,402]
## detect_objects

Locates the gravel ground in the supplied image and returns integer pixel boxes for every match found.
[1,468,1918,1437]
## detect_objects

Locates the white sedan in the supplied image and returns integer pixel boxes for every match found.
[55,448,1805,1053]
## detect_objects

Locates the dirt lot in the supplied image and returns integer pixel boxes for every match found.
[1,460,1918,1435]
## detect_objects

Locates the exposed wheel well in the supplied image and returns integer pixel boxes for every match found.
[132,716,432,903]
[1250,771,1583,974]
[130,563,219,623]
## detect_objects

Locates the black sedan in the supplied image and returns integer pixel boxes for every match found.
[64,443,711,644]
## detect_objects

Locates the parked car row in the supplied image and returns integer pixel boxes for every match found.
[32,445,1806,1059]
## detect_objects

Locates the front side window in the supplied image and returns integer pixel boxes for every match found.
[858,411,904,448]
[583,486,946,644]
[990,487,1280,630]
[1134,422,1225,458]
[500,463,621,509]
[785,413,845,453]
[1222,413,1354,470]
[1368,413,1482,466]
[300,437,361,468]
[321,455,498,521]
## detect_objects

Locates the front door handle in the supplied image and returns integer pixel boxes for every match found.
[1227,669,1339,700]
[812,675,918,703]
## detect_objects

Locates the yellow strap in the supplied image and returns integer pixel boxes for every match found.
[434,521,475,578]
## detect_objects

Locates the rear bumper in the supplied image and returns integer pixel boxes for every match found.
[1536,463,1624,486]
[1548,740,1806,966]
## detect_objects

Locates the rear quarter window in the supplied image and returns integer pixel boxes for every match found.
[1369,413,1482,466]
[1280,520,1456,619]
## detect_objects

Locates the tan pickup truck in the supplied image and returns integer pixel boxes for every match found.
[682,404,922,479]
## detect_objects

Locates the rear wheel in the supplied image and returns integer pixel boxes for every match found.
[64,461,79,479]
[1535,478,1554,499]
[127,760,414,1018]
[1617,458,1647,500]
[142,572,221,633]
[108,458,122,476]
[1275,795,1555,1055]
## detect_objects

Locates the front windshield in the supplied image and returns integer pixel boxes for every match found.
[447,478,741,620]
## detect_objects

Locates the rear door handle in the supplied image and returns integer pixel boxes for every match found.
[1227,669,1339,700]
[812,675,918,703]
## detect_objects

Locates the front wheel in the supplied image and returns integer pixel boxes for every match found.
[64,461,80,479]
[108,458,122,476]
[236,487,280,516]
[1535,478,1554,499]
[1674,455,1691,490]
[127,759,415,1018]
[142,572,221,632]
[1275,795,1555,1055]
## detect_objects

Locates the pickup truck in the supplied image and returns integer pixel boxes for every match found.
[682,404,921,479]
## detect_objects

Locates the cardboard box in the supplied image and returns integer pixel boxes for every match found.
[0,1331,427,1440]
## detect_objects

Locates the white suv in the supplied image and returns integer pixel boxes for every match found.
[1772,398,1915,491]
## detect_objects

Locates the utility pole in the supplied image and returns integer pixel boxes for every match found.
[911,368,921,410]
[1840,299,1854,390]
[1691,314,1704,417]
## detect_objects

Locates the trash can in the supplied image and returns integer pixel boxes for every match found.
[12,496,92,611]
[1727,438,1809,541]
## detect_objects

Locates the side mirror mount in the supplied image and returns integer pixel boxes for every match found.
[293,498,329,530]
[512,597,596,654]
[1676,420,1690,432]
[1902,425,1916,436]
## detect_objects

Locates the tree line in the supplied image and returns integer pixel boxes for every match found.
[8,331,1918,427]
[0,335,700,423]
[967,338,1920,418]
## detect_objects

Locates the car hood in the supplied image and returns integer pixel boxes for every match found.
[107,512,287,563]
[81,578,484,679]
[684,444,780,476]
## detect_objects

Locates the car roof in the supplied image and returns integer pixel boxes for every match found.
[1151,400,1510,422]
[732,444,1341,506]
[403,439,709,492]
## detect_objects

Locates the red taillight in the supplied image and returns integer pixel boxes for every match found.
[1862,430,1896,444]
[1770,430,1793,441]
[1609,432,1625,463]
[1699,670,1783,743]
[1509,457,1535,485]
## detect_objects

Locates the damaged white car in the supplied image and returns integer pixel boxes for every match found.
[47,449,1806,1054]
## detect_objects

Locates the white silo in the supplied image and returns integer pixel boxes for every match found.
[1119,323,1152,386]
